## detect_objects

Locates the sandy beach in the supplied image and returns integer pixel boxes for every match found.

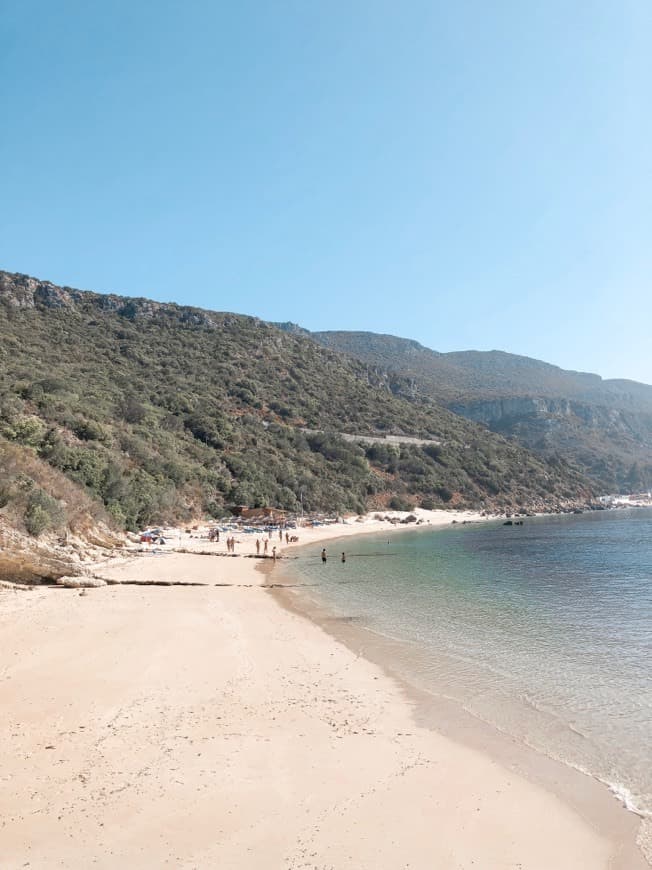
[1,513,646,869]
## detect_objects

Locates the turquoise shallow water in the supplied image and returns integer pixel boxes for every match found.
[291,508,652,825]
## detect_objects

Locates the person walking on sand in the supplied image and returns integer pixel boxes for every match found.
[279,528,283,542]
[285,532,289,544]
[321,548,327,564]
[264,539,268,555]
[272,546,277,562]
[256,538,260,555]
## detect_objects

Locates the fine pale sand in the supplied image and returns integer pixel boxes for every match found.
[1,514,646,869]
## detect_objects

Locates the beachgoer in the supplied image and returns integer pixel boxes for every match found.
[264,539,268,555]
[321,548,327,564]
[256,538,260,555]
[272,546,277,562]
[279,528,283,541]
[341,552,346,563]
[285,532,289,544]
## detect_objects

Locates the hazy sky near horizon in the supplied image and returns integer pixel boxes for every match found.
[2,2,651,383]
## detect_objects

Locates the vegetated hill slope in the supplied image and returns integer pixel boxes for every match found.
[0,270,594,531]
[295,329,652,493]
[0,437,121,583]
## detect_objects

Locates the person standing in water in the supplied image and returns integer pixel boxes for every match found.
[321,548,327,564]
[341,552,346,563]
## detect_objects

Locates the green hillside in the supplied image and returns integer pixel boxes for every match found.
[0,271,595,531]
[299,330,652,493]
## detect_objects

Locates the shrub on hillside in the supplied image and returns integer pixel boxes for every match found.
[0,482,12,508]
[388,496,415,511]
[118,396,147,424]
[24,488,65,536]
[72,418,106,442]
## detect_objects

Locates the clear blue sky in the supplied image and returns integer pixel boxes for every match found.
[2,1,651,383]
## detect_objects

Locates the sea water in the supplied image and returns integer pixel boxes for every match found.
[290,508,652,837]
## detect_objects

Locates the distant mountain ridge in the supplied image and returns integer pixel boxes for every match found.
[306,330,652,406]
[275,327,652,493]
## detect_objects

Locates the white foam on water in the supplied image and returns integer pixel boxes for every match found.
[606,780,650,818]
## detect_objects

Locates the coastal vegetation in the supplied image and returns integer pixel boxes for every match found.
[0,271,594,533]
[0,438,118,583]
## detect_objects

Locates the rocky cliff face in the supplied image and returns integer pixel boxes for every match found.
[0,271,227,329]
[448,397,652,491]
[448,397,647,432]
[0,272,82,309]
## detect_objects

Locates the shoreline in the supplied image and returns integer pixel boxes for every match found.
[0,510,647,868]
[155,510,650,867]
[269,525,648,869]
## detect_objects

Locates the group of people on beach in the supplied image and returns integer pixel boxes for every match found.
[217,533,346,565]
[211,526,300,558]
